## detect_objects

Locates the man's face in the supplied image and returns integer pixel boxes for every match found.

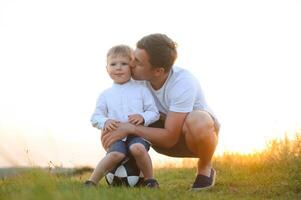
[131,48,154,81]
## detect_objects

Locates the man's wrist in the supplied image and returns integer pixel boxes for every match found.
[130,123,137,134]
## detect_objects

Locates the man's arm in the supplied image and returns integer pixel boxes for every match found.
[135,111,187,148]
[102,111,188,149]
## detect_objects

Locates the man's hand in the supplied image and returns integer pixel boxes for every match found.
[103,119,119,132]
[128,114,144,125]
[101,122,136,149]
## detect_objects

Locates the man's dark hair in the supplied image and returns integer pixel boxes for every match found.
[137,33,177,72]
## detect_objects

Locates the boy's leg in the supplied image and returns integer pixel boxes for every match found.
[127,136,153,179]
[88,140,126,184]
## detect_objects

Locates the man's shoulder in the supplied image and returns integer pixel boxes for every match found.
[168,66,197,87]
[172,66,194,78]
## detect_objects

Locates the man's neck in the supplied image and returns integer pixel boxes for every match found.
[150,71,170,90]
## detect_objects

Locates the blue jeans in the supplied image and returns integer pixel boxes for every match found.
[107,135,150,156]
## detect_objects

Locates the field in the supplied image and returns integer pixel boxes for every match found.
[0,135,300,200]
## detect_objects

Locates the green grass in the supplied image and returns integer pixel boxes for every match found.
[1,134,301,200]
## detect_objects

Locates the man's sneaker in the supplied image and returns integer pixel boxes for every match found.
[191,168,216,191]
[143,178,159,188]
[84,180,97,187]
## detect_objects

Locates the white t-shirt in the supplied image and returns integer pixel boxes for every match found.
[145,66,216,118]
[91,79,160,130]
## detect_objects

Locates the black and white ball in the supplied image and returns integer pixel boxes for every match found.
[105,157,144,187]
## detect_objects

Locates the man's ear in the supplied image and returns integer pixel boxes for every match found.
[154,67,165,76]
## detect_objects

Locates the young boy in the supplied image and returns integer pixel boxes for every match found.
[85,45,160,188]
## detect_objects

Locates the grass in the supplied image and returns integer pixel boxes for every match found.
[0,134,301,200]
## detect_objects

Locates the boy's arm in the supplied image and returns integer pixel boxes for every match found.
[90,94,109,129]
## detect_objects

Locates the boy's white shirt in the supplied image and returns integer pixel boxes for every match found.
[91,79,159,141]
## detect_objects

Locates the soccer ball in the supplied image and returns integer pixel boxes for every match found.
[105,156,144,187]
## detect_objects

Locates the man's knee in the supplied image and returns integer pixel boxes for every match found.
[185,111,215,139]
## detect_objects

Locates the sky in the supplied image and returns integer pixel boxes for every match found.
[0,0,301,168]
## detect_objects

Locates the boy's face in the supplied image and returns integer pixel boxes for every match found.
[106,55,131,84]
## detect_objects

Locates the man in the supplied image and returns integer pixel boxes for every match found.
[102,33,220,190]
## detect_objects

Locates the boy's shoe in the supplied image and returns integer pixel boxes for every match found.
[191,168,216,191]
[84,180,97,187]
[143,178,159,188]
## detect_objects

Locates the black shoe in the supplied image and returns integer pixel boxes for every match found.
[191,168,216,191]
[84,180,97,187]
[143,179,159,188]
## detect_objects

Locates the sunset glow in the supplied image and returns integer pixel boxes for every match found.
[1,0,301,168]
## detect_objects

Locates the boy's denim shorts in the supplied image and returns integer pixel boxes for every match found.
[107,135,150,156]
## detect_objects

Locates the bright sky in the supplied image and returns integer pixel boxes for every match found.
[0,0,301,168]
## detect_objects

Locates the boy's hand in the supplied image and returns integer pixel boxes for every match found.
[103,119,119,132]
[101,122,133,150]
[128,114,144,125]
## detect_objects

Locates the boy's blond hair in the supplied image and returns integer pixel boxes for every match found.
[107,45,133,59]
